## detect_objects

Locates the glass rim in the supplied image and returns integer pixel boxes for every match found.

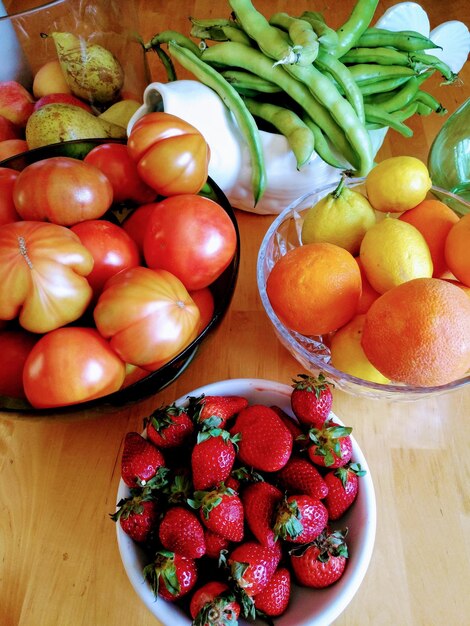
[0,0,67,20]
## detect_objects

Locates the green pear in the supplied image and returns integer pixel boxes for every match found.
[25,103,112,149]
[49,31,124,105]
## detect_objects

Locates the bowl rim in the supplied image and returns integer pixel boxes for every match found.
[257,178,470,399]
[115,378,377,626]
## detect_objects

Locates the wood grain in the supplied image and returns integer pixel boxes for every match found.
[1,1,469,625]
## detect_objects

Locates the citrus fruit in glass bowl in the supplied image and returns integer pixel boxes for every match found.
[257,178,470,401]
[0,139,239,420]
[114,378,377,626]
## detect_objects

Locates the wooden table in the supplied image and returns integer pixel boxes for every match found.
[1,1,469,624]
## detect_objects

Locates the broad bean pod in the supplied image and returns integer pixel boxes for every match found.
[370,71,433,113]
[299,11,338,53]
[364,103,414,137]
[269,12,319,66]
[334,0,380,57]
[355,27,440,51]
[221,69,282,94]
[301,114,346,169]
[347,63,417,86]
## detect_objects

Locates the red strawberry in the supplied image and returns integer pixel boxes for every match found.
[273,495,328,544]
[111,491,158,543]
[228,540,282,597]
[189,393,249,429]
[253,566,291,617]
[242,481,283,548]
[277,455,329,500]
[191,428,239,490]
[324,463,366,520]
[203,528,231,560]
[231,405,293,472]
[189,581,240,624]
[270,405,304,440]
[290,529,348,588]
[191,485,244,542]
[121,432,166,488]
[145,402,194,449]
[143,550,197,601]
[307,419,353,468]
[159,506,206,559]
[291,373,333,429]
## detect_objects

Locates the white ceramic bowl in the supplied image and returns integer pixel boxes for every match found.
[257,179,470,402]
[116,378,376,626]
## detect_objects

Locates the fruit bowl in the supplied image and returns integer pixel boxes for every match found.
[115,378,377,626]
[257,179,470,401]
[0,139,239,420]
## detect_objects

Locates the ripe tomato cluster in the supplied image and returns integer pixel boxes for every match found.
[112,375,366,622]
[0,113,237,409]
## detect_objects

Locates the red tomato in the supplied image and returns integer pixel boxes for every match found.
[127,112,210,196]
[70,220,140,297]
[94,266,200,371]
[189,287,215,334]
[0,167,21,225]
[23,327,126,408]
[121,203,156,253]
[0,329,38,398]
[0,220,93,333]
[143,194,237,290]
[13,156,113,225]
[83,143,156,204]
[121,363,149,388]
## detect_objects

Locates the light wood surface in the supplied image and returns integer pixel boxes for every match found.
[1,1,470,625]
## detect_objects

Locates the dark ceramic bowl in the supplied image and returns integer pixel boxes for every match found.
[0,139,239,419]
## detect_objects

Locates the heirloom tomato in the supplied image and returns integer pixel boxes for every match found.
[23,327,126,408]
[83,143,156,204]
[0,329,37,398]
[0,167,21,225]
[189,287,215,334]
[0,220,93,333]
[71,220,140,297]
[94,266,200,371]
[127,112,210,196]
[121,203,156,253]
[143,194,237,291]
[13,156,113,226]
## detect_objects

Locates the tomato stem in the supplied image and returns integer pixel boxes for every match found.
[18,236,33,269]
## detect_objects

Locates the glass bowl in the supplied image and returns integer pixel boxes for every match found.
[115,378,377,626]
[0,139,239,420]
[257,178,470,401]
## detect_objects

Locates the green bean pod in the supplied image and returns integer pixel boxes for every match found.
[201,41,359,169]
[334,0,380,57]
[364,103,414,137]
[348,63,417,85]
[356,27,440,51]
[372,71,433,113]
[298,11,339,53]
[221,69,282,93]
[358,75,413,96]
[301,114,346,169]
[243,97,316,169]
[413,90,447,114]
[145,30,202,57]
[269,12,319,66]
[314,49,365,124]
[167,40,267,206]
[409,52,457,83]
[340,46,412,66]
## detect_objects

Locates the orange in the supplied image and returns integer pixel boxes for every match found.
[399,199,459,277]
[266,242,361,336]
[361,277,470,386]
[355,256,380,314]
[445,213,470,286]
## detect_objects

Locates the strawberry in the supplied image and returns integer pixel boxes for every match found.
[190,485,244,542]
[253,566,291,617]
[277,455,329,500]
[273,495,328,544]
[242,481,283,548]
[188,393,249,429]
[228,540,282,597]
[111,490,158,543]
[230,404,293,472]
[324,462,366,520]
[203,528,231,560]
[270,404,304,441]
[144,402,194,449]
[307,419,353,468]
[143,549,197,601]
[158,506,206,559]
[191,427,239,491]
[291,373,333,429]
[189,581,240,625]
[120,431,166,488]
[290,529,348,588]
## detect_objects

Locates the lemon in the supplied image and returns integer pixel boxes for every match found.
[359,217,433,294]
[301,178,376,254]
[330,314,390,384]
[366,156,432,213]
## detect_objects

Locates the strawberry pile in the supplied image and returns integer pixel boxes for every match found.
[111,374,367,624]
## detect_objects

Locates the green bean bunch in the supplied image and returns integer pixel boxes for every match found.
[145,0,457,205]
